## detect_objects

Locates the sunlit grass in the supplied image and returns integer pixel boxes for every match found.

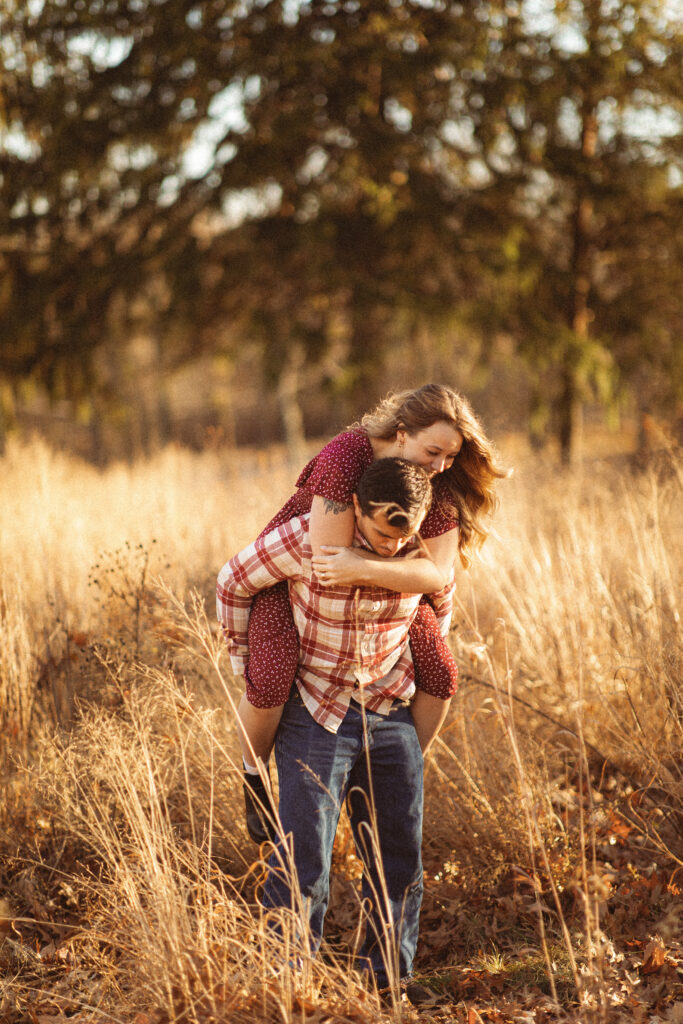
[0,432,681,1023]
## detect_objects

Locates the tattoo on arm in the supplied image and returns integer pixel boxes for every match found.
[322,498,352,515]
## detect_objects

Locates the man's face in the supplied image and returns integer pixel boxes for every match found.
[352,497,421,557]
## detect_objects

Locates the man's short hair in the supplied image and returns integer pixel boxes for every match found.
[355,458,432,534]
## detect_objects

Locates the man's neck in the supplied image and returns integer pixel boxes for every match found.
[353,524,374,552]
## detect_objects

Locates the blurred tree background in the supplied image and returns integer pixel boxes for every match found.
[1,0,681,463]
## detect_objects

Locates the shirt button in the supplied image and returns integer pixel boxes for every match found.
[372,601,381,611]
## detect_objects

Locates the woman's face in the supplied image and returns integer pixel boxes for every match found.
[398,420,464,477]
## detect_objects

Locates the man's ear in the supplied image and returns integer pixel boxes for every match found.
[351,494,362,518]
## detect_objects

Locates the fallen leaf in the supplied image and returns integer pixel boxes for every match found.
[292,994,319,1014]
[642,937,667,974]
[68,631,89,648]
[0,897,14,936]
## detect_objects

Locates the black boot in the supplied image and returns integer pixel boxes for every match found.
[243,768,276,844]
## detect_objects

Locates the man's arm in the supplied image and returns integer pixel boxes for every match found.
[216,522,302,675]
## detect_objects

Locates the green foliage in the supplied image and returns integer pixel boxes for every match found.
[0,0,681,454]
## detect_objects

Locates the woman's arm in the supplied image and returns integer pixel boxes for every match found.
[308,494,356,556]
[312,527,459,594]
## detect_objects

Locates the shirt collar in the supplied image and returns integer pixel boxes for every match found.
[353,524,374,552]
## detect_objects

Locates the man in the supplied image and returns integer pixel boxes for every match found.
[216,458,455,1000]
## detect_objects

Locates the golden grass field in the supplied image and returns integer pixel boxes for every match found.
[0,432,681,1024]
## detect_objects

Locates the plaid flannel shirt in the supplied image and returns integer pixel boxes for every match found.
[216,514,454,734]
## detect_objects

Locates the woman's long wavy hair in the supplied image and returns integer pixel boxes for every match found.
[353,384,508,566]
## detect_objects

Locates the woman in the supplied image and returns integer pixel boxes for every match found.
[230,384,506,842]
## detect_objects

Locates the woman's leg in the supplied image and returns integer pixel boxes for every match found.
[236,693,283,766]
[409,690,451,753]
[408,599,458,753]
[245,582,300,710]
[240,583,300,842]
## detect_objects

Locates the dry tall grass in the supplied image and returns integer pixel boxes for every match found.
[1,433,681,1024]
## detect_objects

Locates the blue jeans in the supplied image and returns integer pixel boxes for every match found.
[262,689,424,988]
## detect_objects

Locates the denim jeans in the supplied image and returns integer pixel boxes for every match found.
[262,688,424,988]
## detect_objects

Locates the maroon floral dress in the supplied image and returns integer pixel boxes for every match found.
[244,431,459,707]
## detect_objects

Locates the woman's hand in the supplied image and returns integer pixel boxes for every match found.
[312,527,459,593]
[312,545,364,587]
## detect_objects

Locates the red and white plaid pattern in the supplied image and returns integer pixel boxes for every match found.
[217,514,454,733]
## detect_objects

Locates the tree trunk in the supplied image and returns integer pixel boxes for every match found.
[561,105,598,466]
[0,379,13,456]
[89,394,108,466]
[558,369,584,467]
[210,355,237,448]
[277,343,307,466]
[132,332,170,457]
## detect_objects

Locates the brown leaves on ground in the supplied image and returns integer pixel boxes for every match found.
[407,775,683,1024]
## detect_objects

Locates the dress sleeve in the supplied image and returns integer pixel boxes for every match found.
[295,431,374,505]
[421,476,460,539]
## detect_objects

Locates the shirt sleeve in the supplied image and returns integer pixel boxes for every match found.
[216,519,304,676]
[295,431,374,505]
